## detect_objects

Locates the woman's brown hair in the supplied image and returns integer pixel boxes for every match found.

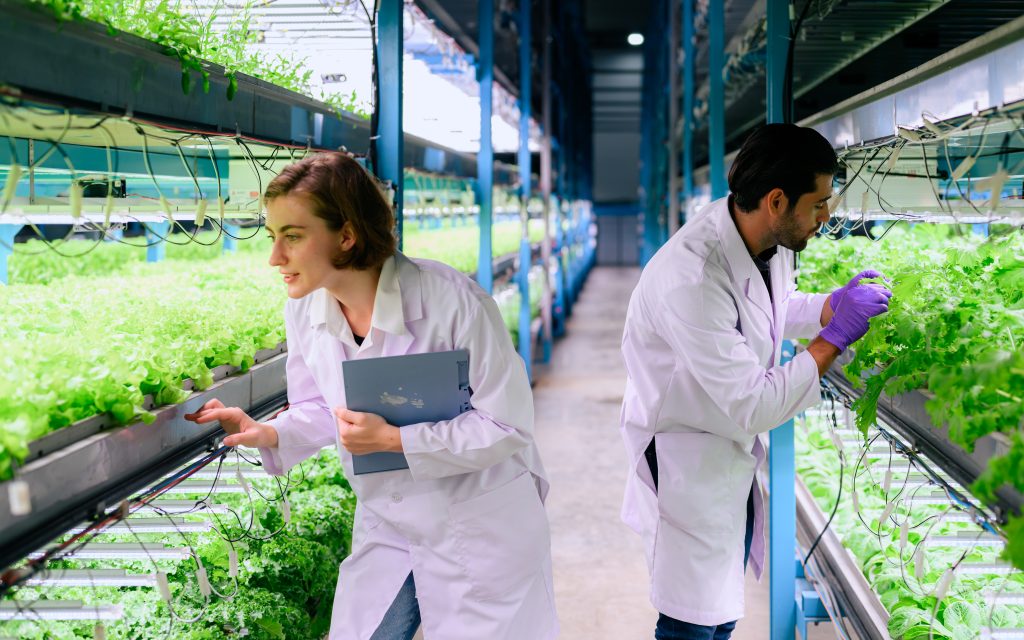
[264,153,397,270]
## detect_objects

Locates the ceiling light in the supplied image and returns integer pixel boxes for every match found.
[627,33,644,46]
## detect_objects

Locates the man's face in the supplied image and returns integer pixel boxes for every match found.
[771,174,833,252]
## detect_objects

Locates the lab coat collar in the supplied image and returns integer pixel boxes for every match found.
[713,196,773,324]
[713,196,758,285]
[307,253,421,345]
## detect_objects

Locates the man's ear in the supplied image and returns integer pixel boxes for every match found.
[764,187,788,219]
[340,221,357,252]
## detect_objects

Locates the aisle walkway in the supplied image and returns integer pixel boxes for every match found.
[533,266,773,640]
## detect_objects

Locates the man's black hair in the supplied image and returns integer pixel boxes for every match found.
[728,123,838,213]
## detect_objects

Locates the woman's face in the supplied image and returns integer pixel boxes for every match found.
[266,193,352,299]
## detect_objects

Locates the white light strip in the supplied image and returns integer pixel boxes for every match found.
[924,534,1004,548]
[169,466,255,480]
[958,563,1014,576]
[981,628,1024,639]
[31,543,192,561]
[163,481,247,495]
[904,496,956,505]
[0,601,123,621]
[24,569,157,587]
[132,500,231,515]
[984,592,1024,606]
[68,518,212,534]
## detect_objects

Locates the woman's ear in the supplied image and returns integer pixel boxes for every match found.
[340,221,357,252]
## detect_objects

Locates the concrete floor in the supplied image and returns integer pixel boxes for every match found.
[532,266,778,640]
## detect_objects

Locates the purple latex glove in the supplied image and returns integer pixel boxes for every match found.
[820,283,892,352]
[830,269,887,312]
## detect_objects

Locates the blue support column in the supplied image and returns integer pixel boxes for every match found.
[476,0,495,294]
[553,195,567,337]
[767,2,795,639]
[378,0,404,247]
[146,222,171,262]
[0,224,23,284]
[517,0,533,381]
[708,0,726,199]
[222,222,239,253]
[682,0,694,224]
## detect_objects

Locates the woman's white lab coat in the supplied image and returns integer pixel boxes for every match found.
[259,252,557,640]
[619,197,828,625]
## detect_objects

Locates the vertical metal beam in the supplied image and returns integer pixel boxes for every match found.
[476,0,495,294]
[708,0,726,199]
[540,0,553,363]
[518,0,533,381]
[681,0,694,224]
[146,222,171,262]
[378,0,404,247]
[766,2,795,640]
[667,0,680,238]
[766,0,789,124]
[222,222,239,253]
[0,224,22,285]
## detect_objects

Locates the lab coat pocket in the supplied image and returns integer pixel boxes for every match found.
[655,432,735,533]
[450,472,551,601]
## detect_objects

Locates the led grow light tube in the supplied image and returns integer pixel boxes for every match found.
[161,481,247,495]
[958,562,1014,576]
[68,518,212,534]
[24,569,157,587]
[30,543,192,561]
[0,601,123,621]
[923,533,1004,548]
[131,500,231,515]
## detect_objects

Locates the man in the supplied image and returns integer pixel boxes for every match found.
[619,123,890,640]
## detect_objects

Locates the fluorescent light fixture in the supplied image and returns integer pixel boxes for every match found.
[132,500,231,515]
[163,480,248,494]
[923,533,1004,548]
[31,543,192,561]
[0,601,123,621]
[628,33,644,46]
[984,592,1024,606]
[980,628,1024,639]
[958,562,1013,576]
[25,569,158,587]
[68,518,212,534]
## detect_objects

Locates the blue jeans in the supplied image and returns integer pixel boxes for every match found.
[370,573,421,640]
[653,488,756,640]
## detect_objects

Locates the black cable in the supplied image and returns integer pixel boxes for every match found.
[782,0,815,124]
[803,392,846,564]
[804,454,844,564]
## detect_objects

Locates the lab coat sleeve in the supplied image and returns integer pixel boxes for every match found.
[259,305,336,476]
[654,279,821,438]
[783,289,829,339]
[399,295,534,480]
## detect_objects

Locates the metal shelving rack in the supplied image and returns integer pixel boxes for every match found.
[0,350,288,571]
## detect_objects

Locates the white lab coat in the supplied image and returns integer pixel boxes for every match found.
[619,197,828,625]
[258,252,557,640]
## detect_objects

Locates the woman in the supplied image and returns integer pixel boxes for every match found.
[186,153,557,640]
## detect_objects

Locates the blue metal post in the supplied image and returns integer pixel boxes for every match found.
[476,0,495,294]
[0,224,22,284]
[708,0,726,199]
[222,222,239,253]
[146,222,171,262]
[682,0,694,224]
[540,0,553,365]
[378,0,404,247]
[518,0,533,381]
[767,1,795,638]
